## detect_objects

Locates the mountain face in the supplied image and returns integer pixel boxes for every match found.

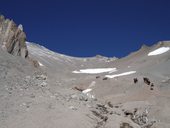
[0,17,170,128]
[0,15,28,58]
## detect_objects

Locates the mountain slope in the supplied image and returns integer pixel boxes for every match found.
[1,16,170,128]
[26,41,170,128]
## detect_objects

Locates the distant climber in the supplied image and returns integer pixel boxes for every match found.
[150,87,154,90]
[150,83,154,90]
[96,76,100,79]
[143,77,151,85]
[151,83,154,87]
[134,78,138,84]
[103,77,108,80]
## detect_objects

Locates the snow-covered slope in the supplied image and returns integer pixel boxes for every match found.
[148,47,170,56]
[72,68,117,74]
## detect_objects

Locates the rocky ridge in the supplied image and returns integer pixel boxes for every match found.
[0,15,28,58]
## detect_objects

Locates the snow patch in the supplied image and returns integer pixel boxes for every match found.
[72,68,117,74]
[86,93,95,99]
[18,24,23,31]
[148,47,170,56]
[82,88,92,94]
[38,61,44,66]
[82,88,96,99]
[72,71,81,73]
[88,81,96,88]
[105,71,136,78]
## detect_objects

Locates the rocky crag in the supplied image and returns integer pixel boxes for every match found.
[0,15,28,58]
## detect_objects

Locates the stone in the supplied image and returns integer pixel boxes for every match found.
[69,106,77,110]
[40,82,47,87]
[120,122,133,128]
[18,24,23,31]
[35,74,47,80]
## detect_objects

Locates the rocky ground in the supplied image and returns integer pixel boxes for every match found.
[0,16,170,128]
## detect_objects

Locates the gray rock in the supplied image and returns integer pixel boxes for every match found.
[35,74,47,80]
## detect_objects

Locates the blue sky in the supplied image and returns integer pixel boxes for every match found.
[1,0,170,57]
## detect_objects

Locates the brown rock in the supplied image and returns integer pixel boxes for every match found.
[0,15,28,58]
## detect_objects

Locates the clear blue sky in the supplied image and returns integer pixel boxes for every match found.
[1,0,170,57]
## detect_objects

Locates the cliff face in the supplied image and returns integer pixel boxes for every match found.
[0,15,28,58]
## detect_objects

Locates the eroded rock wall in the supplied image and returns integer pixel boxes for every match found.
[0,15,28,58]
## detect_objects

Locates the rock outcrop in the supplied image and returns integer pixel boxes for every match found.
[0,15,28,58]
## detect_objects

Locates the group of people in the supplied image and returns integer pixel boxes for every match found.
[134,77,154,90]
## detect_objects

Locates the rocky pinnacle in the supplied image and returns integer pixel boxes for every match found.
[0,15,28,58]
